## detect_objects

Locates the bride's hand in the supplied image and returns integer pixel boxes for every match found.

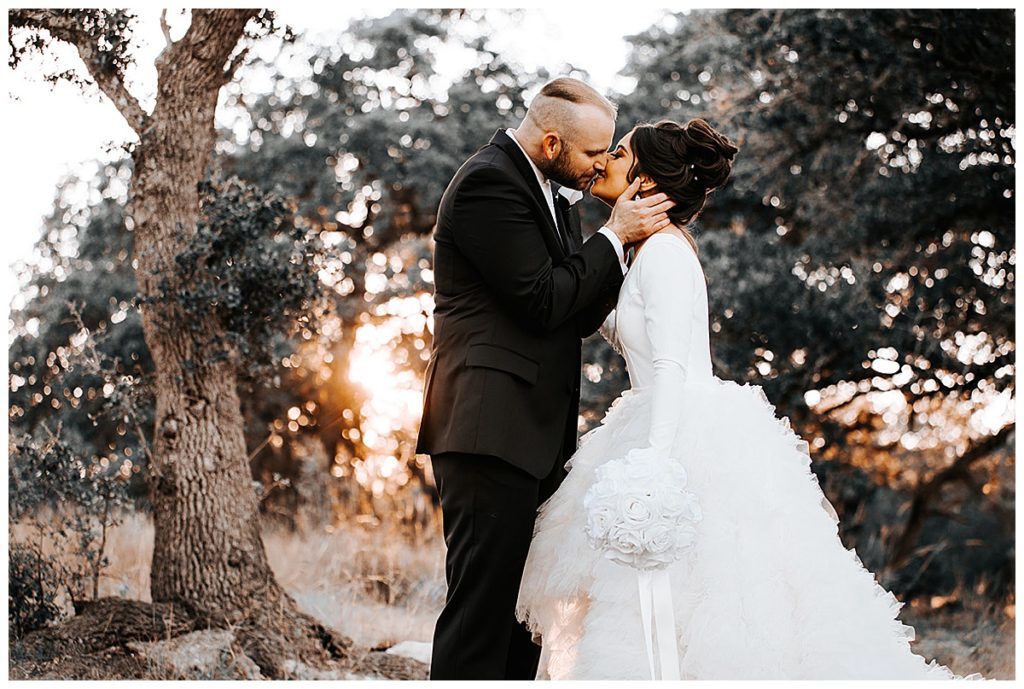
[605,178,675,246]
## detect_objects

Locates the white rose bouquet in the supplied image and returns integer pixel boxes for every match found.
[583,447,702,571]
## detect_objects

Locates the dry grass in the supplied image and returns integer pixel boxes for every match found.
[10,507,1014,679]
[261,517,446,649]
[903,594,1015,680]
[10,508,446,649]
[9,505,154,609]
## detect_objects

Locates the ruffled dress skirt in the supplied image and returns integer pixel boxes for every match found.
[515,377,984,680]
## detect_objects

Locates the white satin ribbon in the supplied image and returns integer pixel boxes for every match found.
[637,568,681,680]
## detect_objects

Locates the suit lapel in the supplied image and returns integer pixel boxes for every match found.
[488,129,568,260]
[564,200,583,252]
[552,192,580,253]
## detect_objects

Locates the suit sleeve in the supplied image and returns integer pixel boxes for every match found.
[574,272,621,339]
[450,164,624,333]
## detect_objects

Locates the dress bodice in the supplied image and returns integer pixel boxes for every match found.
[600,231,714,390]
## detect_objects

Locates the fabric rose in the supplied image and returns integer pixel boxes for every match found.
[587,503,616,536]
[607,524,644,555]
[660,491,690,519]
[644,522,676,554]
[622,495,654,527]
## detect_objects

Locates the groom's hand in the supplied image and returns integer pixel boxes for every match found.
[605,178,675,245]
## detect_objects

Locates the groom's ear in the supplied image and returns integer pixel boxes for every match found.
[541,132,562,161]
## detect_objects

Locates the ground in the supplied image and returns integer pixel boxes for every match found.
[8,511,1013,680]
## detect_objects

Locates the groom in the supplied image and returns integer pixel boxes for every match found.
[415,77,674,680]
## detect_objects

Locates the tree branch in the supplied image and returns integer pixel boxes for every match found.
[10,10,149,135]
[224,45,251,81]
[159,9,174,50]
[173,9,260,90]
[888,422,1014,568]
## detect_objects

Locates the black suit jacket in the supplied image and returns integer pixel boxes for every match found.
[414,129,624,479]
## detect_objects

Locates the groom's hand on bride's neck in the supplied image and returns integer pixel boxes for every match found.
[605,178,675,245]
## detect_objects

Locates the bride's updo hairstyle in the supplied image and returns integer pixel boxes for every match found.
[628,118,739,243]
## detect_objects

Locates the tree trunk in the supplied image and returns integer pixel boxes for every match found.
[126,10,350,676]
[11,8,359,677]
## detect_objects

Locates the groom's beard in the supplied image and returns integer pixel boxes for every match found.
[539,147,595,191]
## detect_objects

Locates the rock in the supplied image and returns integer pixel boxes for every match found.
[279,658,350,680]
[126,629,262,680]
[356,649,429,680]
[385,640,433,665]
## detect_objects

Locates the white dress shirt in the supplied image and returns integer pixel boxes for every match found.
[505,129,627,275]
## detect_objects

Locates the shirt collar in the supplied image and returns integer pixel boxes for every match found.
[556,184,585,206]
[506,128,585,206]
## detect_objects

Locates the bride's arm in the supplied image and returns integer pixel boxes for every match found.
[637,241,698,455]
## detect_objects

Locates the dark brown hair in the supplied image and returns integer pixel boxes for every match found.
[628,118,738,231]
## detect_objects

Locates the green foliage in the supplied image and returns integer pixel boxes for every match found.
[141,177,333,383]
[9,427,130,625]
[228,9,532,243]
[9,165,153,500]
[9,9,137,87]
[9,543,63,637]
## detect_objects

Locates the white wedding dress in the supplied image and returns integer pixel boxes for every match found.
[515,232,985,680]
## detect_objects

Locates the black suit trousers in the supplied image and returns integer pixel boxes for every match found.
[428,450,566,680]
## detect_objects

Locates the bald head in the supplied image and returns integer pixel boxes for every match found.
[514,77,617,190]
[522,77,617,144]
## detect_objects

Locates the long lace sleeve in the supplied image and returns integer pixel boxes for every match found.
[598,308,621,355]
[637,239,698,455]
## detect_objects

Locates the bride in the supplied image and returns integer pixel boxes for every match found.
[514,118,986,680]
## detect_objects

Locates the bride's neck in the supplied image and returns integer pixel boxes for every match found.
[629,188,659,253]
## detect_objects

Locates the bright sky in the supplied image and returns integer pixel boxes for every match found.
[4,7,670,313]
